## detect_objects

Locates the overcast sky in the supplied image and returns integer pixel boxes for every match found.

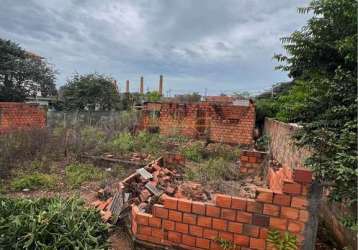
[0,0,310,95]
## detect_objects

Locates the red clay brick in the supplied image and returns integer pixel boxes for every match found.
[221,208,236,221]
[149,217,161,228]
[136,213,149,225]
[259,228,268,239]
[176,222,189,234]
[299,210,309,222]
[183,213,197,224]
[192,201,206,215]
[154,205,169,219]
[212,218,227,231]
[252,214,270,227]
[178,199,192,213]
[248,156,257,163]
[169,210,182,222]
[273,193,291,206]
[206,204,221,218]
[256,188,273,203]
[291,196,308,209]
[168,231,181,243]
[243,224,259,237]
[263,204,280,216]
[247,200,263,213]
[237,211,252,224]
[240,155,249,162]
[281,207,299,219]
[163,219,175,231]
[196,237,210,249]
[250,237,266,250]
[151,228,164,239]
[288,221,304,233]
[210,241,221,250]
[293,168,313,183]
[227,222,243,234]
[283,182,302,195]
[138,225,152,236]
[215,194,232,208]
[182,234,196,247]
[231,197,247,210]
[197,216,212,228]
[219,231,234,241]
[189,225,203,237]
[270,217,287,230]
[203,229,218,240]
[234,234,250,246]
[163,196,178,209]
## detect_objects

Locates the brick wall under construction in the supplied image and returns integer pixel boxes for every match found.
[0,102,46,133]
[130,158,313,250]
[140,101,255,145]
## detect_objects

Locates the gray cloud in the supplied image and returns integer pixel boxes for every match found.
[0,0,310,95]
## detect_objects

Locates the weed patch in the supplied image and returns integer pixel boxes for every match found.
[11,173,57,191]
[65,163,107,188]
[0,196,109,249]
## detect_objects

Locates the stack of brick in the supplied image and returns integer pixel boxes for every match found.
[0,102,46,133]
[239,150,267,174]
[131,167,313,250]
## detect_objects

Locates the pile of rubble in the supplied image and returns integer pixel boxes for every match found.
[92,158,181,222]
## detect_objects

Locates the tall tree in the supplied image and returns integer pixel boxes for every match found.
[275,0,357,206]
[61,73,120,111]
[0,39,57,101]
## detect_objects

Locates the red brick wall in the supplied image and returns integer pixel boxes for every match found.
[0,102,46,133]
[239,150,267,174]
[131,167,313,250]
[140,101,255,145]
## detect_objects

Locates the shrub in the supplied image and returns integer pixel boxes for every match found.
[181,141,206,162]
[110,132,135,153]
[11,173,57,191]
[65,163,106,188]
[0,196,109,249]
[134,131,162,155]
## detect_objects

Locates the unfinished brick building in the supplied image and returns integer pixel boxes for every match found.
[0,102,46,133]
[139,100,255,145]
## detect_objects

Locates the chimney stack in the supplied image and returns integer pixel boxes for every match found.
[140,76,144,94]
[125,80,129,93]
[159,75,163,96]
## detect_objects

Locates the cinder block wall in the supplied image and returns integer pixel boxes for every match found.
[131,166,313,250]
[140,101,255,145]
[0,102,46,133]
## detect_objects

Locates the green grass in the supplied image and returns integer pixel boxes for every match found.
[180,141,206,162]
[0,196,109,249]
[11,173,57,191]
[65,163,107,188]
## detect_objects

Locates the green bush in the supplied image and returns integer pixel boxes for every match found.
[110,132,135,153]
[65,163,106,188]
[11,173,57,191]
[134,131,162,155]
[0,196,109,249]
[181,141,205,162]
